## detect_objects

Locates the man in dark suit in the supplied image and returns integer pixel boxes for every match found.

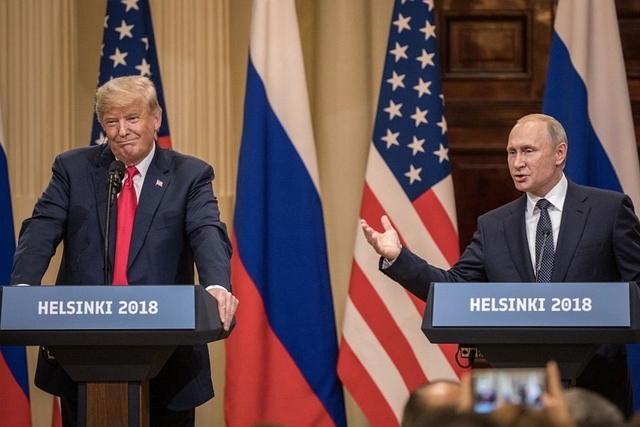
[10,75,238,427]
[361,113,640,417]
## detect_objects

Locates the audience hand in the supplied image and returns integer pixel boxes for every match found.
[541,360,575,427]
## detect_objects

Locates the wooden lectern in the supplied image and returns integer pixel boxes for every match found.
[0,285,233,427]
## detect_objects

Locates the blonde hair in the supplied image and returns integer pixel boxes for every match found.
[95,75,161,122]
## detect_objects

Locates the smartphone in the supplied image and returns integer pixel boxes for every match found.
[472,368,546,414]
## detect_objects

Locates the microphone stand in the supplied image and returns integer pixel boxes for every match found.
[104,162,124,285]
[104,180,119,286]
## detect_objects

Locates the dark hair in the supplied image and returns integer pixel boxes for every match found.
[404,408,499,427]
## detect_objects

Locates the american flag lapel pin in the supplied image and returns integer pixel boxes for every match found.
[156,179,163,188]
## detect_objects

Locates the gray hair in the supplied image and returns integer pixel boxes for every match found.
[516,113,567,148]
[563,387,625,427]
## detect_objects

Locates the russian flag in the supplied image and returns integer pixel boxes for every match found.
[542,0,640,202]
[0,97,31,425]
[224,1,347,426]
[542,0,640,410]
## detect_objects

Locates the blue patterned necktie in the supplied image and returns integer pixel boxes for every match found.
[535,198,554,282]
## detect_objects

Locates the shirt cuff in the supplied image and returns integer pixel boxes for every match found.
[205,285,228,292]
[381,257,396,269]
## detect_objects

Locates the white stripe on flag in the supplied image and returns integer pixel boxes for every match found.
[249,0,320,191]
[365,146,450,267]
[341,296,408,422]
[353,233,459,381]
[555,0,640,206]
[432,175,458,234]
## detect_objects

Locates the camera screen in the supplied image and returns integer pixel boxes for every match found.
[472,368,546,414]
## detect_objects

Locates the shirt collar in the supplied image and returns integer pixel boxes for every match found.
[526,174,567,214]
[117,143,155,180]
[133,143,155,179]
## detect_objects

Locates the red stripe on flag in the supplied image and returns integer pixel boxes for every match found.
[406,289,427,317]
[413,189,459,267]
[405,290,427,322]
[357,182,464,376]
[337,341,399,427]
[360,185,426,314]
[0,353,31,426]
[437,343,467,380]
[358,183,387,230]
[224,234,334,427]
[349,261,427,390]
[343,180,465,420]
[156,135,172,149]
[51,396,62,427]
[358,183,410,259]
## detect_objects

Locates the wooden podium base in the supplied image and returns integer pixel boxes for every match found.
[78,381,149,427]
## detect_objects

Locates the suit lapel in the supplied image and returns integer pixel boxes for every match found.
[93,144,117,254]
[128,146,171,266]
[553,182,589,281]
[504,195,536,281]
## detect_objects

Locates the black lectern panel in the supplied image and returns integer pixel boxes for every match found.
[422,282,640,380]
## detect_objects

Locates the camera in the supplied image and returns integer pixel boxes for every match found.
[472,368,546,413]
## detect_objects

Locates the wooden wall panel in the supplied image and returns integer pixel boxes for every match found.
[445,14,529,77]
[617,0,640,142]
[450,147,521,247]
[437,0,640,251]
[436,0,553,249]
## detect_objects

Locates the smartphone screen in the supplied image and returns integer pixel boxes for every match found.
[472,368,546,414]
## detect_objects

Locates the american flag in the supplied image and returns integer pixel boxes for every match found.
[90,0,171,148]
[337,0,465,425]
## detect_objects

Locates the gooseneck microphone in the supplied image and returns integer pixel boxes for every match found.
[107,160,125,197]
[535,228,551,281]
[104,160,125,285]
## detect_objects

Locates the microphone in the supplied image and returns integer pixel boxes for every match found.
[535,228,552,281]
[104,160,125,285]
[107,160,125,198]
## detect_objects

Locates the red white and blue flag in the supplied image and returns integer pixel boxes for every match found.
[0,95,31,426]
[337,0,464,425]
[91,0,171,148]
[541,0,640,409]
[224,0,346,426]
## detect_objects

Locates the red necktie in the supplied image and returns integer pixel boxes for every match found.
[112,166,138,285]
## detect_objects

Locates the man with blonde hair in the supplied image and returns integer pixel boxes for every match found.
[11,75,238,427]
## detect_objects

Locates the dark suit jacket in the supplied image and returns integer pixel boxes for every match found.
[11,142,232,411]
[382,180,640,414]
[384,180,640,301]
